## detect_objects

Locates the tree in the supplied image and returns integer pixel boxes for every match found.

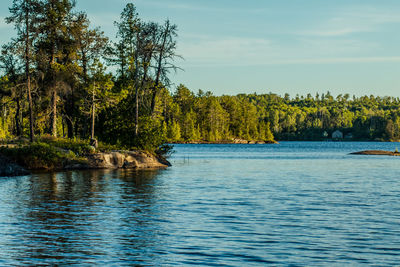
[84,61,114,140]
[168,120,181,142]
[0,43,24,136]
[113,3,141,136]
[67,14,109,138]
[35,0,78,137]
[150,19,182,115]
[6,0,41,141]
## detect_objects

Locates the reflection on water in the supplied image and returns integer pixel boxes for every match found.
[0,170,167,266]
[1,142,400,265]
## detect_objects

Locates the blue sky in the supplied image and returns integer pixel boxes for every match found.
[1,0,400,97]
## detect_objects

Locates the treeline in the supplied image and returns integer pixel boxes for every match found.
[1,1,400,150]
[132,87,400,143]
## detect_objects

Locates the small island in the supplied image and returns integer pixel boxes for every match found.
[350,150,400,156]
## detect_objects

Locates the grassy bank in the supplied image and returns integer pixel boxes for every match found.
[0,137,172,171]
[0,137,117,170]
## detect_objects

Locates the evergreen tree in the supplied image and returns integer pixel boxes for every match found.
[6,0,41,141]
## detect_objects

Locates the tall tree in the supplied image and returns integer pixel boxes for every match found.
[113,3,142,136]
[83,60,113,140]
[6,0,41,142]
[150,19,181,114]
[36,0,76,137]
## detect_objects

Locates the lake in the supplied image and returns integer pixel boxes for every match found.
[1,142,400,265]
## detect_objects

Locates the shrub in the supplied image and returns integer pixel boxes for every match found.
[38,137,94,156]
[155,144,175,158]
[0,142,66,169]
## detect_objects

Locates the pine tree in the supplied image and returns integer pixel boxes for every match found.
[6,0,41,141]
[36,0,77,137]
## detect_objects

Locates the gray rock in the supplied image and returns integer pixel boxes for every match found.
[85,150,169,169]
[350,150,400,156]
[0,155,30,177]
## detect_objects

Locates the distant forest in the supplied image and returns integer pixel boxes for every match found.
[1,1,400,151]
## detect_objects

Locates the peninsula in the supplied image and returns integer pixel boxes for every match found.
[0,138,170,177]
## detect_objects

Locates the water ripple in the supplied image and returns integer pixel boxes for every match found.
[1,142,400,265]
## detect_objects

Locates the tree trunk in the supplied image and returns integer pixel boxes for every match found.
[50,89,57,137]
[91,85,95,140]
[27,75,34,141]
[151,21,169,115]
[25,4,34,142]
[15,97,21,136]
[135,86,139,136]
[66,118,74,139]
[62,117,65,137]
[150,90,158,115]
[65,90,75,139]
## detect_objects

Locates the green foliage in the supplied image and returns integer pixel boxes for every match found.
[97,141,122,152]
[168,121,181,142]
[132,117,166,151]
[0,142,68,169]
[39,137,94,156]
[265,126,274,142]
[155,144,175,158]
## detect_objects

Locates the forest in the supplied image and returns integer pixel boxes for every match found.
[1,0,400,153]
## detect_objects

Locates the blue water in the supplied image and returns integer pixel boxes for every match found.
[1,142,400,265]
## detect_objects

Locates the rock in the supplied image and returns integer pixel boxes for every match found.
[85,150,169,169]
[350,150,400,156]
[0,155,30,177]
[232,139,250,144]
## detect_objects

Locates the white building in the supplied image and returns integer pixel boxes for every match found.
[332,130,343,139]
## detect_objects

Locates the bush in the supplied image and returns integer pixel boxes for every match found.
[97,141,123,152]
[0,142,66,169]
[155,144,174,158]
[38,137,94,156]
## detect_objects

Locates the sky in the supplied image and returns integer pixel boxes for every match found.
[1,0,400,97]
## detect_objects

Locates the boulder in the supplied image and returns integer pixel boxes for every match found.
[86,150,169,169]
[232,139,249,144]
[0,155,30,177]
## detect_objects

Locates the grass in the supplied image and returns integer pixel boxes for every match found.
[39,136,95,156]
[0,142,83,170]
[0,136,97,170]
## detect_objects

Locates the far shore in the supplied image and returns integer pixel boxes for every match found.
[170,139,400,144]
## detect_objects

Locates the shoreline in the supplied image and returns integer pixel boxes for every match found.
[0,144,170,177]
[171,140,278,145]
[170,139,400,144]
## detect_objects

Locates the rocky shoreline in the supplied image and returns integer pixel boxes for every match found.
[0,150,170,177]
[66,150,171,170]
[350,150,400,156]
[172,139,278,144]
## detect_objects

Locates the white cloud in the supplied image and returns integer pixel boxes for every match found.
[178,35,273,66]
[178,34,393,67]
[302,6,400,37]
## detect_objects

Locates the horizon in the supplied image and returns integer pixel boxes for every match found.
[1,0,400,97]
